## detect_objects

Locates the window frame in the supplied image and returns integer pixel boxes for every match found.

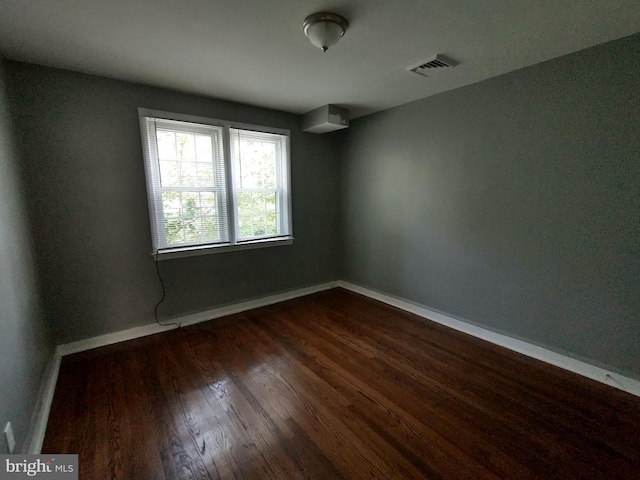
[139,108,294,260]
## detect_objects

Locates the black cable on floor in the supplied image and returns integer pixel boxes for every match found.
[154,254,181,329]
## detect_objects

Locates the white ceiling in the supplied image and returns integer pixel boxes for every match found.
[0,1,639,119]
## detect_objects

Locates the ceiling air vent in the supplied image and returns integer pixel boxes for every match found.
[408,55,457,78]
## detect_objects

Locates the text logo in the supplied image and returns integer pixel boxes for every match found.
[0,455,77,479]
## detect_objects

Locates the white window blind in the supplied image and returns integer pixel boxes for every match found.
[139,109,292,257]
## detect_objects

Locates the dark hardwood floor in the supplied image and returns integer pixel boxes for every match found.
[43,288,640,479]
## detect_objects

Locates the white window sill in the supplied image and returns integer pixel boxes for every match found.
[152,237,294,261]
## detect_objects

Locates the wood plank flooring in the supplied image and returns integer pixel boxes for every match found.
[42,288,640,479]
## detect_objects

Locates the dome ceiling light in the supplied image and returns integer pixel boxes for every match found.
[303,12,348,52]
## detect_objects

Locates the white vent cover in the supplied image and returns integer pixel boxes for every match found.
[408,55,457,78]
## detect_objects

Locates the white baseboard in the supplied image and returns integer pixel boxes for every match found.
[338,281,640,398]
[56,281,338,357]
[27,353,61,454]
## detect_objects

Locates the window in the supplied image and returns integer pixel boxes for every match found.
[139,109,293,259]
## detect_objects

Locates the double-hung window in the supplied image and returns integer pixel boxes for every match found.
[139,109,293,259]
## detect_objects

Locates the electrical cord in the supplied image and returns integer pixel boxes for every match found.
[154,253,181,329]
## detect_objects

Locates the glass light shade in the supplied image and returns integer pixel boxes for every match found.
[303,13,348,52]
[306,21,344,51]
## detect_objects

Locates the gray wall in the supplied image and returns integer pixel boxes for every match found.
[0,59,53,453]
[340,34,640,379]
[6,62,340,345]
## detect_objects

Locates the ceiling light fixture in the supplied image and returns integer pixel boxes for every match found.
[303,12,348,52]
